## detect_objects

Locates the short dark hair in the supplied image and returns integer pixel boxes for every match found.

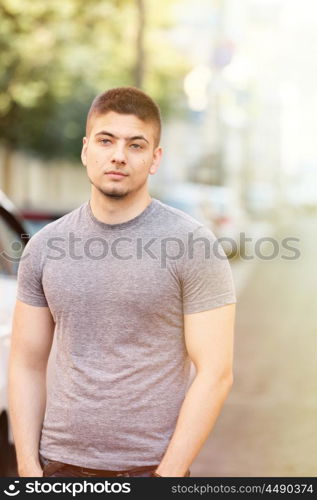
[86,86,161,147]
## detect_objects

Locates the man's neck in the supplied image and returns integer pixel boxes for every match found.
[89,189,152,225]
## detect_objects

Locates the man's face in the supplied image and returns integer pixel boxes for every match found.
[81,111,162,199]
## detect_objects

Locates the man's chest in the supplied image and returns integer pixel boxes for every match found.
[42,255,182,319]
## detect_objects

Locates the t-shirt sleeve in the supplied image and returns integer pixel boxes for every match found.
[16,233,48,307]
[180,225,237,314]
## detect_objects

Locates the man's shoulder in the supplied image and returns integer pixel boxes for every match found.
[26,202,87,244]
[152,199,220,251]
[154,198,204,233]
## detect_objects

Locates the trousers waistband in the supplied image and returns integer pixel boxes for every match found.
[42,458,159,477]
[66,463,158,477]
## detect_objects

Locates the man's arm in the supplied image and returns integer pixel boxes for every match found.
[8,300,55,477]
[155,302,235,477]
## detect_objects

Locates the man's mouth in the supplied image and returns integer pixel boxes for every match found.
[105,171,128,178]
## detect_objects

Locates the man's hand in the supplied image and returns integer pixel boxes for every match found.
[18,461,43,477]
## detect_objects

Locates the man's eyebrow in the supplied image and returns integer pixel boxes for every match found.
[95,131,149,144]
[95,131,116,138]
[129,135,149,144]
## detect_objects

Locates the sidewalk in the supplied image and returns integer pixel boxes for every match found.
[190,215,317,476]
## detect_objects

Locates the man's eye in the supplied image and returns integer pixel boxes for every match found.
[130,143,142,149]
[100,139,111,144]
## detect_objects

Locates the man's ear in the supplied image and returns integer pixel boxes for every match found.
[149,146,163,175]
[81,137,88,166]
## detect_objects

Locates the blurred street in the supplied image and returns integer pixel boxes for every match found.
[191,213,317,476]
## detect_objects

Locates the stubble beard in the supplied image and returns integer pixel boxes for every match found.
[88,171,149,201]
[89,177,130,200]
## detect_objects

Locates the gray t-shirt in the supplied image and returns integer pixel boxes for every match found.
[17,198,236,470]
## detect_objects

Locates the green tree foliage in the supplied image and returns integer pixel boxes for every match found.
[0,0,189,160]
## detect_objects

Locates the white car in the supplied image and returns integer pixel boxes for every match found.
[0,191,29,476]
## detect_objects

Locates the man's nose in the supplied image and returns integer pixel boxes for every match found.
[111,144,126,164]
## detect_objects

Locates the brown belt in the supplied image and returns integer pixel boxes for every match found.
[43,460,159,477]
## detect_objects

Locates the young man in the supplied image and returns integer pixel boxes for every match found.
[9,87,236,477]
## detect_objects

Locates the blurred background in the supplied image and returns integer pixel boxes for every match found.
[1,0,317,477]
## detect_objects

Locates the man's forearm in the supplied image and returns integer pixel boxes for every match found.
[8,363,47,476]
[156,370,233,477]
